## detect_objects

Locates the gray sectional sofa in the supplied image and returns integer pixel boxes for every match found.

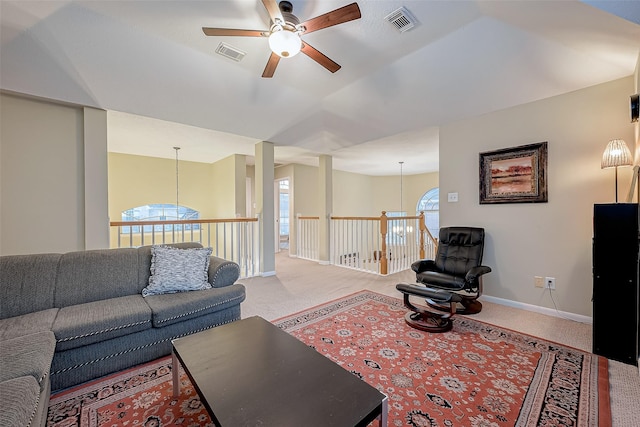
[0,242,246,427]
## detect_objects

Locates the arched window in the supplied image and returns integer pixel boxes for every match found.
[416,188,439,238]
[121,204,199,233]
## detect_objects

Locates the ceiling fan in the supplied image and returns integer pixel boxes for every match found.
[203,0,361,78]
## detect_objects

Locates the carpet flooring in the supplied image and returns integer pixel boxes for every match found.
[48,290,610,427]
[275,291,610,427]
[241,252,640,427]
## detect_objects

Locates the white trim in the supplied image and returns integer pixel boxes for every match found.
[318,260,331,266]
[481,295,592,324]
[261,271,276,277]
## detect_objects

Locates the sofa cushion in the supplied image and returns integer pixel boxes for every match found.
[0,308,59,341]
[143,284,246,327]
[0,253,61,319]
[54,248,139,307]
[136,242,204,289]
[0,376,41,427]
[142,246,213,297]
[52,295,152,351]
[0,331,56,387]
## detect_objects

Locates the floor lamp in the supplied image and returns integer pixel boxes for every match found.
[601,139,632,203]
[626,165,639,203]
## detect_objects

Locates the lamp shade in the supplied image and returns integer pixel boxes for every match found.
[268,30,301,58]
[601,139,632,169]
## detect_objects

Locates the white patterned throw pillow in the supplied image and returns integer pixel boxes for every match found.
[142,246,213,297]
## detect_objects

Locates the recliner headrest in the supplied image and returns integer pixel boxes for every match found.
[439,227,485,246]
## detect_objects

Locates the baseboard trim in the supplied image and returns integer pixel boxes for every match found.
[261,271,276,277]
[318,261,331,265]
[481,295,592,324]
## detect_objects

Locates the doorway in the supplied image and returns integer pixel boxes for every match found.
[275,178,290,252]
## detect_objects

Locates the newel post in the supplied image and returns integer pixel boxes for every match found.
[419,211,426,259]
[380,211,388,275]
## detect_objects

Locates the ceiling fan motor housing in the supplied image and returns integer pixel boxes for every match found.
[279,1,293,13]
[278,1,300,29]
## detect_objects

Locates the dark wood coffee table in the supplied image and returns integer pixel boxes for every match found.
[172,316,388,426]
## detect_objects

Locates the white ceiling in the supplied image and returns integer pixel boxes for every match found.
[1,0,639,176]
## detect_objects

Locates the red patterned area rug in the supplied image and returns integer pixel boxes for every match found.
[48,291,610,427]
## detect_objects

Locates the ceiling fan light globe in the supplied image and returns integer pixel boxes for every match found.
[269,30,301,58]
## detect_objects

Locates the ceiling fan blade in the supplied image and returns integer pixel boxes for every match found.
[300,42,341,73]
[202,28,267,37]
[300,3,361,35]
[262,0,284,24]
[262,52,281,78]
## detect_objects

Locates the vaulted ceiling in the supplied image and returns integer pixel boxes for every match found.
[1,1,639,175]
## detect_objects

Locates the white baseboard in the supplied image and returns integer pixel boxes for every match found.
[481,295,593,324]
[261,271,276,277]
[318,260,331,265]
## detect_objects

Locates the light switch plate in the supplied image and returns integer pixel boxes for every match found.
[447,192,458,202]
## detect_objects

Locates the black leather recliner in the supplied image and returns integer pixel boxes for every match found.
[396,226,491,332]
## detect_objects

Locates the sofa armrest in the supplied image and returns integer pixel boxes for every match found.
[208,257,240,288]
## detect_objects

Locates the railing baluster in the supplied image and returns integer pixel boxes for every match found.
[109,217,260,279]
[110,214,433,279]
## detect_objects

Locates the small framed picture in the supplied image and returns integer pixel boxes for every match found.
[479,142,548,204]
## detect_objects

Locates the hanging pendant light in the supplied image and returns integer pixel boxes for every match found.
[173,147,180,219]
[399,161,404,213]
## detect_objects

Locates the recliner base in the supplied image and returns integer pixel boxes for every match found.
[404,311,453,333]
[396,283,459,333]
[426,298,482,315]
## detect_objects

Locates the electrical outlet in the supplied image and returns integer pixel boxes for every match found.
[545,277,556,290]
[534,276,544,288]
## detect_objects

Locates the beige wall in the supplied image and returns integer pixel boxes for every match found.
[0,93,109,255]
[333,170,374,216]
[284,167,438,218]
[210,154,246,217]
[108,152,217,217]
[371,172,439,216]
[107,153,249,248]
[272,163,438,254]
[109,155,407,254]
[440,76,636,317]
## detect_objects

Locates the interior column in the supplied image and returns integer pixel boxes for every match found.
[83,107,110,250]
[318,155,332,264]
[256,142,276,276]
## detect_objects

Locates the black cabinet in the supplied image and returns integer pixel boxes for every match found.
[592,203,640,365]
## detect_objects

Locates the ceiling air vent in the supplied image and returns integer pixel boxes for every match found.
[215,42,246,62]
[384,7,417,33]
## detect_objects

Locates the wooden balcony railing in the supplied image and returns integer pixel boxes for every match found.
[110,213,436,278]
[297,212,437,275]
[109,217,260,278]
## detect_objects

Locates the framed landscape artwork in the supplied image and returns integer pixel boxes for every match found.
[479,142,548,204]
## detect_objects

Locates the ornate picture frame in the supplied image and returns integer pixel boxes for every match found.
[479,142,548,204]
